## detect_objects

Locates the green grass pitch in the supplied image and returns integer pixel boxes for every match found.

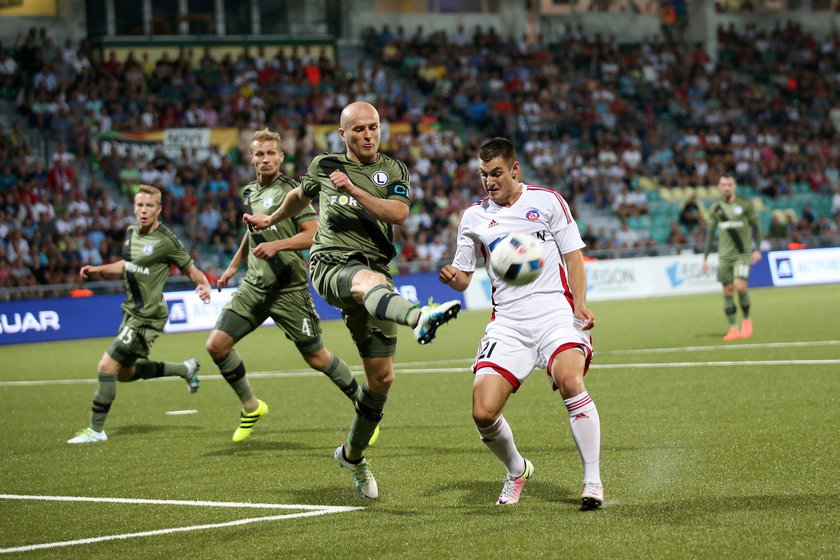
[0,284,838,558]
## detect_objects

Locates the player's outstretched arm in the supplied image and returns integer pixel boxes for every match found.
[186,264,211,303]
[440,265,473,292]
[80,260,125,278]
[243,186,312,230]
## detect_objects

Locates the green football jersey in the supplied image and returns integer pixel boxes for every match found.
[242,175,316,291]
[704,196,761,258]
[121,223,193,320]
[300,152,410,263]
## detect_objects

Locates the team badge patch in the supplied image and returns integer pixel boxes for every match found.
[143,244,153,255]
[733,206,743,216]
[372,171,389,187]
[526,209,540,221]
[263,196,274,208]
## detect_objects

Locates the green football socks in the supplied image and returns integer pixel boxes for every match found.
[363,284,420,326]
[322,354,360,402]
[347,384,387,451]
[216,350,254,403]
[724,295,737,325]
[132,359,188,380]
[90,373,116,432]
[737,291,751,318]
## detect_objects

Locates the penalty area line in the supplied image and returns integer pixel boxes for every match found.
[0,494,363,554]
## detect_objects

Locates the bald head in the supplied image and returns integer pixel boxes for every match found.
[339,101,382,163]
[340,101,379,130]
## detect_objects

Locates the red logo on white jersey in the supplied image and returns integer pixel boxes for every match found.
[488,220,498,228]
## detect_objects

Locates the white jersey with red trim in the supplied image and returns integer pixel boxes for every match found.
[452,183,585,321]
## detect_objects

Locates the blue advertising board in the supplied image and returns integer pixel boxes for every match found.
[0,272,467,346]
[0,294,124,346]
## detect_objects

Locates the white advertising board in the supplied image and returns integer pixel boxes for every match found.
[462,254,722,310]
[768,247,840,286]
[162,287,273,333]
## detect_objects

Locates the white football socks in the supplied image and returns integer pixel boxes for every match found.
[476,415,525,477]
[564,391,601,485]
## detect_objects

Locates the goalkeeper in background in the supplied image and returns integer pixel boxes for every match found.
[702,173,762,341]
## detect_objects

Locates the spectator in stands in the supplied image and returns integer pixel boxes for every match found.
[46,159,74,196]
[0,50,18,84]
[615,220,641,248]
[668,221,689,248]
[0,256,11,288]
[51,141,75,166]
[678,193,705,232]
[197,199,222,241]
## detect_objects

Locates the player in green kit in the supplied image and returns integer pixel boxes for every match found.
[244,102,460,499]
[205,128,367,442]
[702,173,762,340]
[68,185,211,444]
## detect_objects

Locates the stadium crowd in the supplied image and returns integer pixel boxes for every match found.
[1,20,839,296]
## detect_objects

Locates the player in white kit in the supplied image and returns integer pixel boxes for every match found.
[439,138,604,509]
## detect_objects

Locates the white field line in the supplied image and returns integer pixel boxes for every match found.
[0,494,362,554]
[0,494,361,511]
[597,339,840,355]
[591,359,840,368]
[1,361,838,387]
[1,340,837,387]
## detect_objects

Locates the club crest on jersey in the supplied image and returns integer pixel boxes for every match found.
[143,244,153,255]
[526,209,540,221]
[263,196,274,208]
[372,171,389,187]
[732,205,743,216]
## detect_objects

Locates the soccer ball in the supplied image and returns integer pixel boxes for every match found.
[489,232,545,286]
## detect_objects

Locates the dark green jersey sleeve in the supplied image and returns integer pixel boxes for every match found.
[302,152,410,263]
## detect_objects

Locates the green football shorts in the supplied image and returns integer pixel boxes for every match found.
[717,254,752,285]
[216,282,324,355]
[310,251,398,358]
[106,313,166,366]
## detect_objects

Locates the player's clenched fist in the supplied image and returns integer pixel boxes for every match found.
[243,213,271,231]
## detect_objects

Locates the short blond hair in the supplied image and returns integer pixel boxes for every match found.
[251,128,282,147]
[136,184,161,204]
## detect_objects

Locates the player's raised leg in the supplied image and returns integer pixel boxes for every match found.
[356,267,460,345]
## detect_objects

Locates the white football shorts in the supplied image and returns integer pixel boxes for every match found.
[472,310,593,392]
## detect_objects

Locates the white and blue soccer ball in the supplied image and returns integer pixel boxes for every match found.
[489,232,545,286]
